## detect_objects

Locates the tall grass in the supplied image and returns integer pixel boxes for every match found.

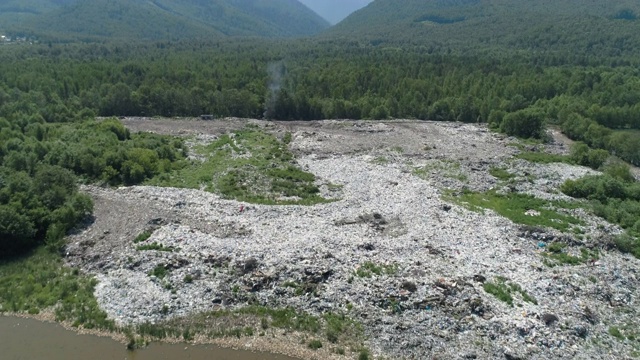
[0,248,115,330]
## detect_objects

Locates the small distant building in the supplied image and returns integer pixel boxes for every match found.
[200,115,214,120]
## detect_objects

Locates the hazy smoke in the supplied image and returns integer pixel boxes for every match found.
[264,61,285,119]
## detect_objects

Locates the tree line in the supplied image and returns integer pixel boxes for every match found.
[0,113,186,257]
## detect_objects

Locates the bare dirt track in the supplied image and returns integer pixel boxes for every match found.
[68,118,639,360]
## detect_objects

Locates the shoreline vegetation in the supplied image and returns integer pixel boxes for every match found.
[0,251,367,360]
[0,123,367,358]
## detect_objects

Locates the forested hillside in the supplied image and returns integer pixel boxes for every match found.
[328,0,640,58]
[2,0,329,41]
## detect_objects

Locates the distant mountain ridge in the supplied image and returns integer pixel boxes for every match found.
[327,0,640,57]
[0,0,330,41]
[298,0,373,24]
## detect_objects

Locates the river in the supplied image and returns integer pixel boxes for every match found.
[0,316,297,360]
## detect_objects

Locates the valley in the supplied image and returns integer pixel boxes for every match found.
[2,1,640,359]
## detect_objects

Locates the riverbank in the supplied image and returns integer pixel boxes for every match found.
[0,315,299,360]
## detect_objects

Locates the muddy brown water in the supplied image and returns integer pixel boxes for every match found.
[0,316,297,360]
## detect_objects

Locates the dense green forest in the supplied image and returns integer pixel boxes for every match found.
[0,112,186,256]
[1,39,639,166]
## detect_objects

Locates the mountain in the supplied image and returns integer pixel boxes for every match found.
[1,0,330,41]
[327,0,640,57]
[297,0,373,24]
[0,0,73,28]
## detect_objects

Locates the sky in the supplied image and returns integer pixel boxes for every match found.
[298,0,374,25]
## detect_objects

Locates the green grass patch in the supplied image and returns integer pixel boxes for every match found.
[134,305,364,349]
[134,230,153,243]
[371,156,390,165]
[542,242,599,266]
[281,281,317,296]
[516,152,571,164]
[489,167,516,181]
[136,242,175,252]
[147,126,330,205]
[358,349,371,360]
[483,277,537,306]
[609,326,624,340]
[451,190,582,232]
[149,265,168,279]
[0,247,115,330]
[355,261,399,278]
[606,322,640,352]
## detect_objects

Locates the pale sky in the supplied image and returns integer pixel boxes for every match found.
[298,0,374,24]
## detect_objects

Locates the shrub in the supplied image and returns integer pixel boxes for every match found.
[501,108,545,139]
[308,339,323,350]
[561,175,626,202]
[603,161,635,183]
[587,149,610,170]
[134,230,153,243]
[359,349,371,360]
[483,277,537,306]
[483,281,513,306]
[569,142,609,169]
[150,265,168,279]
[614,234,640,258]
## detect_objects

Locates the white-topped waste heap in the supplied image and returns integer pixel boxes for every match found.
[67,119,639,359]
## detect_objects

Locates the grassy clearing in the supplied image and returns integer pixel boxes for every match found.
[0,248,115,330]
[355,261,399,278]
[148,126,330,205]
[483,277,537,307]
[450,190,583,232]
